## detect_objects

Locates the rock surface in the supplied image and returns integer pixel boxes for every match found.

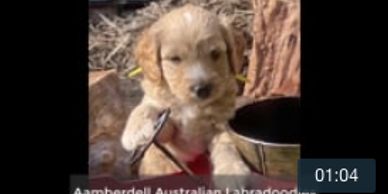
[89,70,143,179]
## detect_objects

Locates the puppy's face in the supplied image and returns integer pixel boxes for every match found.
[160,22,232,104]
[135,5,236,104]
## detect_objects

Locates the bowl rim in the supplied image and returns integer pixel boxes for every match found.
[228,128,301,148]
[230,96,301,148]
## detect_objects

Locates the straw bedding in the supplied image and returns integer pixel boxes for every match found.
[89,0,253,77]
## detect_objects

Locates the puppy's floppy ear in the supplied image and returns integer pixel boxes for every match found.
[134,29,162,84]
[219,18,237,75]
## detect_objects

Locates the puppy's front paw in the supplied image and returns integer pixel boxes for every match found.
[121,121,154,151]
[213,160,251,191]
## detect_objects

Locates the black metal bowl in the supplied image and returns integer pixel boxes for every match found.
[228,97,301,180]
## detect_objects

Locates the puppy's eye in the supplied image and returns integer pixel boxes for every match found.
[169,56,182,64]
[210,49,221,61]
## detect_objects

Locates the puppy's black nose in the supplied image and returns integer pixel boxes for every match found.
[191,83,213,99]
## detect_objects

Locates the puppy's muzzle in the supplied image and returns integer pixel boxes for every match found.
[190,83,213,99]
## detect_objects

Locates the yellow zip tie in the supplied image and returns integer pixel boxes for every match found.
[128,66,143,78]
[235,74,248,83]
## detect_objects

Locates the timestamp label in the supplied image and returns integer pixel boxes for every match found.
[298,159,375,193]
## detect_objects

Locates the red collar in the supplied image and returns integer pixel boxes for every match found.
[185,153,212,175]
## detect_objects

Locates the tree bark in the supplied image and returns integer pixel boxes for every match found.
[244,0,300,100]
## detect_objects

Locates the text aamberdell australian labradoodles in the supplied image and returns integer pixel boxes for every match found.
[73,186,302,194]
